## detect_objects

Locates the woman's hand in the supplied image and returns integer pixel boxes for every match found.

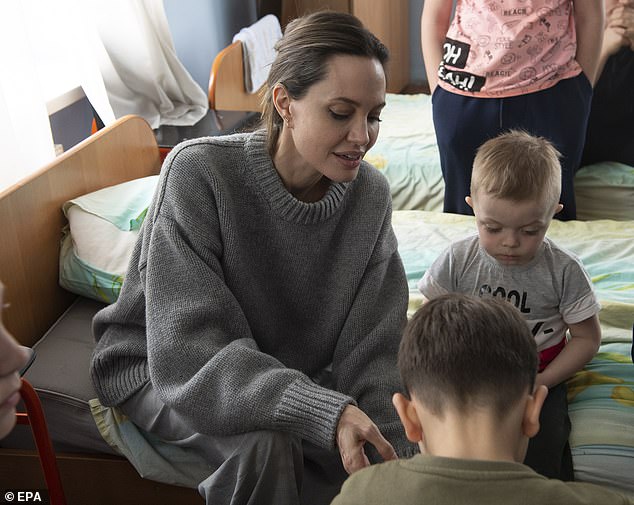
[335,404,397,474]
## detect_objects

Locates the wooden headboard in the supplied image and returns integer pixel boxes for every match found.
[208,40,264,112]
[0,115,161,347]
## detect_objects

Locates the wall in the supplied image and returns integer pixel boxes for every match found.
[163,0,258,91]
[409,0,425,83]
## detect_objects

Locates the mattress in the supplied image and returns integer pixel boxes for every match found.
[568,341,634,495]
[392,210,634,494]
[0,297,116,455]
[4,174,632,495]
[371,93,634,222]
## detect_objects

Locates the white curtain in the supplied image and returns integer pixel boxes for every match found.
[0,0,114,190]
[89,0,208,129]
[0,4,54,191]
[0,0,207,192]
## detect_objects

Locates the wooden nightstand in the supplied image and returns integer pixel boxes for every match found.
[281,0,410,93]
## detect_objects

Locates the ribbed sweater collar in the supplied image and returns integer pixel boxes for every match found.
[245,129,349,225]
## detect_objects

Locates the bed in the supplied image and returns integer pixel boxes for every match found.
[13,115,628,497]
[393,210,634,495]
[344,71,634,493]
[0,115,202,504]
[1,41,630,500]
[367,92,634,221]
[371,95,634,493]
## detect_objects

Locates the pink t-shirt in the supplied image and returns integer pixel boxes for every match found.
[437,0,582,97]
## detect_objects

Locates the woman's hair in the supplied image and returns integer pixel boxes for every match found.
[261,10,389,153]
[398,293,538,419]
[470,130,562,208]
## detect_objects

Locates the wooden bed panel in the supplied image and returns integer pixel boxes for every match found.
[281,0,352,23]
[0,115,204,503]
[0,115,162,347]
[280,0,410,92]
[208,40,264,112]
[353,0,410,92]
[0,449,202,504]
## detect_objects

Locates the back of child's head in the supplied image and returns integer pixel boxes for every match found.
[398,293,538,419]
[471,130,561,208]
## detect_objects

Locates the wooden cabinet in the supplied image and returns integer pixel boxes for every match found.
[281,0,410,92]
[282,0,350,15]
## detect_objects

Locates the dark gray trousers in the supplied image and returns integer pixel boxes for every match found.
[121,381,347,505]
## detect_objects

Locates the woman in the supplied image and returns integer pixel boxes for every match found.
[90,11,414,505]
[0,284,32,439]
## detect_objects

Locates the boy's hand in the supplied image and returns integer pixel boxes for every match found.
[336,404,398,474]
[539,316,601,388]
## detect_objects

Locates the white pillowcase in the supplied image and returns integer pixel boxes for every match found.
[65,205,139,275]
[59,176,159,303]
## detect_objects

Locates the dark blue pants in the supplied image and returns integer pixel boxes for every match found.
[432,74,593,221]
[581,48,634,167]
[523,381,574,481]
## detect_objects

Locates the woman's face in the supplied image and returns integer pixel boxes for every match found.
[282,54,386,184]
[0,284,31,439]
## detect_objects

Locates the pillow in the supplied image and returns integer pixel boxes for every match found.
[59,176,159,303]
[575,162,634,221]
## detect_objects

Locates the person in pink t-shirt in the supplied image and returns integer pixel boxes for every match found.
[421,0,603,220]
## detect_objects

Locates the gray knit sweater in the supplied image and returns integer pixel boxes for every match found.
[90,129,413,458]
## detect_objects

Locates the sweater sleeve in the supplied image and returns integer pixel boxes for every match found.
[331,200,418,460]
[105,144,354,448]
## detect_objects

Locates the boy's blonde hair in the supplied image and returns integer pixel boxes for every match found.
[470,130,562,207]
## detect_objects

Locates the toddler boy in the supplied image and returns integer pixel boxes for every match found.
[418,130,601,480]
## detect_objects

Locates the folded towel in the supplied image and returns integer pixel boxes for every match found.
[232,14,282,93]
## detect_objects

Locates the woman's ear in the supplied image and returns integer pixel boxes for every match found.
[272,83,292,125]
[392,393,423,443]
[522,384,548,438]
[465,196,473,209]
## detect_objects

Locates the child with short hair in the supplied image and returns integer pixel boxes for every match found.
[418,130,601,480]
[331,294,631,505]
